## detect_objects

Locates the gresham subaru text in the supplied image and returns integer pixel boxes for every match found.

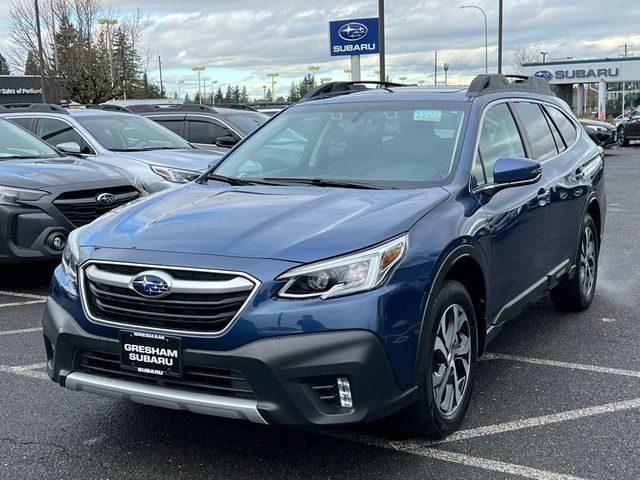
[44,74,605,438]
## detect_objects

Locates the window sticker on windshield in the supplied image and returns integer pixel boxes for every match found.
[413,109,442,122]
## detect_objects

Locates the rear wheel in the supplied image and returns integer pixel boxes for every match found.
[394,280,477,438]
[550,214,599,312]
[617,126,630,147]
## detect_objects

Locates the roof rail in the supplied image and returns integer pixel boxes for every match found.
[85,104,133,113]
[299,80,408,103]
[0,103,69,114]
[466,74,555,98]
[126,104,218,113]
[214,103,260,112]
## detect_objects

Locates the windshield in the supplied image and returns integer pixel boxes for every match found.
[0,119,60,160]
[224,112,269,135]
[214,101,468,188]
[76,114,193,151]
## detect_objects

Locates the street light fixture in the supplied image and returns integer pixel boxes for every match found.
[443,63,450,85]
[192,66,206,104]
[460,5,488,74]
[344,68,351,81]
[267,72,279,101]
[98,18,119,90]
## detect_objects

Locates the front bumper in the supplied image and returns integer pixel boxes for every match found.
[0,204,69,263]
[43,297,417,426]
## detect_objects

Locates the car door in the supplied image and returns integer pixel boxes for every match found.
[626,107,640,137]
[34,117,95,154]
[186,115,240,150]
[471,101,552,327]
[146,114,186,139]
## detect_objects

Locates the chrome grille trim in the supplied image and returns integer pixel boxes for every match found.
[79,260,261,337]
[85,264,254,294]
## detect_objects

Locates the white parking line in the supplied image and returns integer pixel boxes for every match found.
[0,300,46,308]
[0,290,47,300]
[0,327,43,336]
[0,362,48,381]
[483,352,640,379]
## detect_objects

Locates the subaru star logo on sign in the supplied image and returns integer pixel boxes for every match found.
[534,70,554,81]
[96,193,116,205]
[329,17,379,56]
[130,272,172,298]
[339,23,368,41]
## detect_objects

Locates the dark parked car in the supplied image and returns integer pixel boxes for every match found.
[578,118,617,148]
[617,105,640,146]
[44,75,605,438]
[127,104,269,152]
[0,118,141,263]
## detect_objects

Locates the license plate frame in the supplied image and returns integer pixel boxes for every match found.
[119,331,183,378]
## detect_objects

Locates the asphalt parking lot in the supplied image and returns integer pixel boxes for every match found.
[1,146,639,480]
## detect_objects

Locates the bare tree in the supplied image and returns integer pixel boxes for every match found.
[512,45,542,73]
[7,0,150,103]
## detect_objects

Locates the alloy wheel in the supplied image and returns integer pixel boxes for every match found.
[432,304,472,417]
[579,225,596,297]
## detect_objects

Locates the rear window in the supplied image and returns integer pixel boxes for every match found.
[513,102,558,161]
[546,106,578,147]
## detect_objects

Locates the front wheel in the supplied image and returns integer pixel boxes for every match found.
[394,280,478,438]
[550,214,599,312]
[617,126,630,147]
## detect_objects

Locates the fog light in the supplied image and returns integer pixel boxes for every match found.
[49,234,66,250]
[337,377,353,408]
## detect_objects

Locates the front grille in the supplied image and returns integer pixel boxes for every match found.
[53,186,139,227]
[82,262,257,334]
[77,350,255,399]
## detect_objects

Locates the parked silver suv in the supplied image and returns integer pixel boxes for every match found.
[0,104,223,193]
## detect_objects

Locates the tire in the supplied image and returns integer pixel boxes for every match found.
[393,280,478,438]
[618,126,630,147]
[550,214,599,312]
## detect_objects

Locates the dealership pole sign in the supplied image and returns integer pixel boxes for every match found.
[329,17,380,81]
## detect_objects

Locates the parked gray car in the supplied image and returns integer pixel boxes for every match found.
[0,118,142,263]
[0,104,223,193]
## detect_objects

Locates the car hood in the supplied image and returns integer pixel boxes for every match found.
[0,157,130,190]
[82,182,449,263]
[113,148,223,172]
[579,119,615,130]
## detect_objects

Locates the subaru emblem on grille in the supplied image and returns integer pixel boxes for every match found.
[130,271,172,298]
[97,193,116,205]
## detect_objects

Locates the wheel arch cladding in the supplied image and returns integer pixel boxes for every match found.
[587,199,602,242]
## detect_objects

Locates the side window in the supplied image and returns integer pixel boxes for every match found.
[188,120,228,144]
[8,117,34,131]
[474,103,525,186]
[545,106,577,147]
[541,107,566,154]
[154,119,184,137]
[513,102,558,161]
[35,118,94,154]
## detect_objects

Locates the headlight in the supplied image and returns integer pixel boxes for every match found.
[61,227,84,280]
[585,125,608,133]
[277,235,407,299]
[0,185,47,205]
[150,165,200,183]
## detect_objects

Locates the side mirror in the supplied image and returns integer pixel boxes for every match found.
[478,157,542,195]
[56,141,82,154]
[214,135,237,148]
[494,157,542,185]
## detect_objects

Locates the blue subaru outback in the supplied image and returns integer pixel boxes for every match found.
[44,75,605,438]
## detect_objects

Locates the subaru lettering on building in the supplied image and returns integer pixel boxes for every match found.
[555,68,619,80]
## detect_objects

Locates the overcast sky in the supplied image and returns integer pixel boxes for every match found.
[1,0,639,99]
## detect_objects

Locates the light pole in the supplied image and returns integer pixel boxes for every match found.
[192,66,205,104]
[267,72,279,101]
[443,63,450,85]
[498,0,503,73]
[211,80,218,105]
[460,4,488,74]
[98,18,118,91]
[540,51,548,63]
[177,80,184,98]
[344,68,351,80]
[378,0,385,82]
[157,54,164,98]
[262,85,267,101]
[434,50,438,85]
[34,0,46,102]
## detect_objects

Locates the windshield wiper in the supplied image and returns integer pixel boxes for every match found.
[139,147,183,151]
[204,173,281,186]
[262,177,382,190]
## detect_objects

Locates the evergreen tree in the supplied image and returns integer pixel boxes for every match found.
[0,53,10,75]
[24,50,39,75]
[240,86,249,103]
[288,81,299,102]
[184,93,192,103]
[214,86,224,104]
[194,91,201,104]
[297,73,316,99]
